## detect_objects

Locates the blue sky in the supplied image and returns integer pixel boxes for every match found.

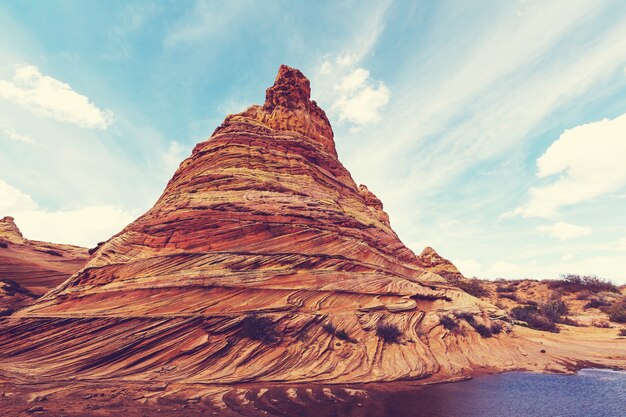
[1,0,626,282]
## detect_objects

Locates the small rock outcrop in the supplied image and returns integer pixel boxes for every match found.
[418,246,465,281]
[0,216,90,296]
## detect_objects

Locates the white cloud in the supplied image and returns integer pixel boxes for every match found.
[15,206,135,248]
[0,179,37,213]
[1,126,34,144]
[319,60,332,75]
[510,113,626,218]
[0,179,134,247]
[0,65,112,129]
[536,221,593,240]
[317,61,390,127]
[452,258,483,278]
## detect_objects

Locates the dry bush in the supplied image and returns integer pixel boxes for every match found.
[548,274,619,294]
[439,315,458,331]
[591,319,611,329]
[376,322,403,343]
[451,278,489,298]
[608,300,626,323]
[240,315,278,344]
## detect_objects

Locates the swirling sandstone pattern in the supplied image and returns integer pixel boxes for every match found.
[0,216,89,295]
[1,66,623,386]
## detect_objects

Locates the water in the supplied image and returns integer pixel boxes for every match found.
[373,369,626,417]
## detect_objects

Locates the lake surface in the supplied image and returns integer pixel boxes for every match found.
[370,369,626,417]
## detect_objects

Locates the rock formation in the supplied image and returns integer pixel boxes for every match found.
[0,66,623,386]
[418,246,464,281]
[0,216,89,295]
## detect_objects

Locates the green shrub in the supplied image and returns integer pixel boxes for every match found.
[619,328,626,337]
[376,322,402,343]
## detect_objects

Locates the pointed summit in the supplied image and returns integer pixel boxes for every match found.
[219,64,336,156]
[265,65,311,109]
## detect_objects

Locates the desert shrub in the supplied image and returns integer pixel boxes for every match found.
[575,290,593,300]
[323,322,354,342]
[496,285,516,293]
[335,329,352,341]
[439,315,458,331]
[322,322,336,334]
[240,315,278,344]
[376,322,402,343]
[619,328,626,337]
[608,300,626,323]
[500,292,518,301]
[540,297,568,322]
[510,305,559,333]
[471,323,493,338]
[455,278,489,298]
[584,296,612,310]
[559,317,581,327]
[591,320,611,328]
[453,311,476,322]
[490,321,504,334]
[548,274,619,294]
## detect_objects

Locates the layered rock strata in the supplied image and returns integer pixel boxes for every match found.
[0,216,89,295]
[1,66,622,385]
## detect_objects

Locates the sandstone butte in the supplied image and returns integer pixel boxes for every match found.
[0,66,624,387]
[0,216,89,314]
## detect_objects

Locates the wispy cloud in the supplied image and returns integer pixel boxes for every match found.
[1,126,34,144]
[536,221,593,240]
[164,1,243,46]
[0,65,112,129]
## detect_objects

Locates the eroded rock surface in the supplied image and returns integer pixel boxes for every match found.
[0,216,89,295]
[418,247,465,281]
[1,66,623,386]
